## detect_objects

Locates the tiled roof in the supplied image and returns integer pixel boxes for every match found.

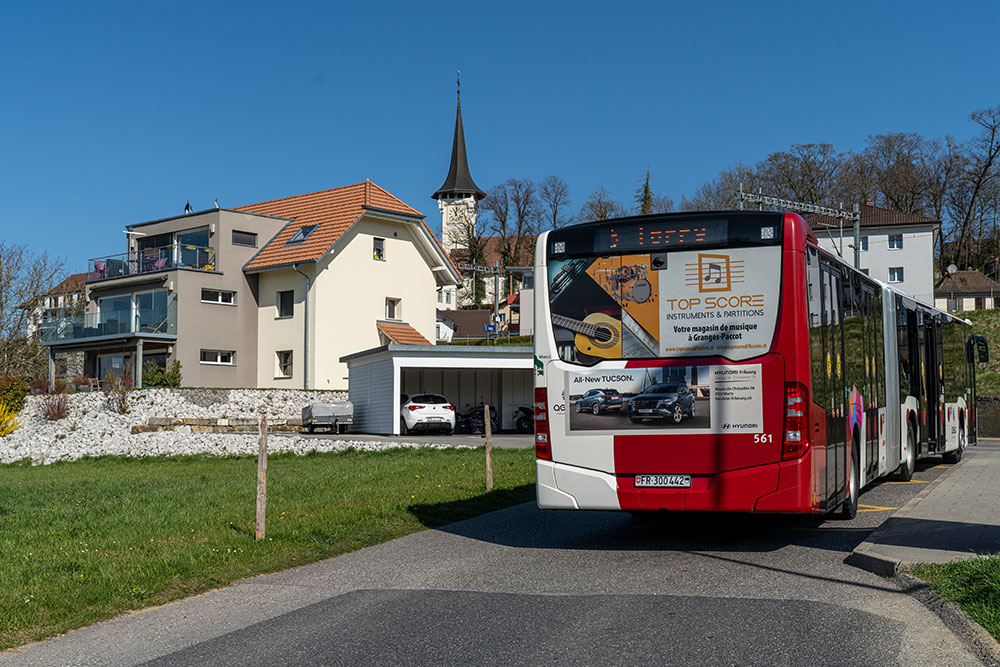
[47,272,89,295]
[449,235,536,269]
[807,203,938,231]
[237,180,424,271]
[438,309,492,336]
[934,270,1000,296]
[377,321,431,345]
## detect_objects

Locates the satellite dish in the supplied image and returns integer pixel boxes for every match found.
[947,264,958,275]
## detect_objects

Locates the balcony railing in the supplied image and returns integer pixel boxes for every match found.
[41,301,178,343]
[87,245,216,280]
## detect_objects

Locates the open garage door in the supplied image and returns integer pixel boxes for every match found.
[401,367,532,431]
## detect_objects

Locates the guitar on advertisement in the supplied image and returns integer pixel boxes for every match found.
[552,313,622,358]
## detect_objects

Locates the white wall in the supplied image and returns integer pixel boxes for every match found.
[309,216,439,389]
[817,225,936,305]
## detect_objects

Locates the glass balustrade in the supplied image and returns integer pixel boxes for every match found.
[87,245,216,280]
[41,297,177,343]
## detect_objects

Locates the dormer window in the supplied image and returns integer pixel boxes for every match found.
[285,225,318,246]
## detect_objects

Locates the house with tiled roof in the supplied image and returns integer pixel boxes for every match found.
[809,203,940,305]
[40,180,460,390]
[934,270,1000,312]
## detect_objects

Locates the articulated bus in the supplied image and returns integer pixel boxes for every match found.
[533,211,988,518]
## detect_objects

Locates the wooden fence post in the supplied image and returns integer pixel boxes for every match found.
[256,412,268,541]
[484,404,494,491]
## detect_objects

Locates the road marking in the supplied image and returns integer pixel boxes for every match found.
[858,504,898,512]
[883,480,930,484]
[933,465,950,469]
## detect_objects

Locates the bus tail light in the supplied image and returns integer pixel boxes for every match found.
[534,388,552,460]
[782,382,809,460]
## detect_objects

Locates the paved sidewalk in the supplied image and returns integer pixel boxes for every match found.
[849,438,1000,575]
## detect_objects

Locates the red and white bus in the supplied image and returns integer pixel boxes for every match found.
[533,211,987,517]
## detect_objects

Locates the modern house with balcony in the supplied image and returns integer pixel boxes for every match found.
[43,208,286,387]
[42,180,461,390]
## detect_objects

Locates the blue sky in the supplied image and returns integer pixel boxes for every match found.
[2,1,998,271]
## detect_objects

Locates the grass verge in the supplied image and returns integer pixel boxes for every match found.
[910,556,1000,640]
[0,447,535,650]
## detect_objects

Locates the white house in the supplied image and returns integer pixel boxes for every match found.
[934,270,1000,312]
[238,180,462,390]
[811,204,939,305]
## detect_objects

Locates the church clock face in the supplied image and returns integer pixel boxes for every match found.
[449,206,467,224]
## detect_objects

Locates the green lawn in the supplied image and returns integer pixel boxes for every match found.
[0,447,536,650]
[910,557,1000,641]
[962,309,1000,396]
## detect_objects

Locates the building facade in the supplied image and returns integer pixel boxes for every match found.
[811,204,939,305]
[934,270,1000,312]
[42,181,460,390]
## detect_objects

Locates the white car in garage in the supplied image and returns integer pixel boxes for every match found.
[400,394,455,435]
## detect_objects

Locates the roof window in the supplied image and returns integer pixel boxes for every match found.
[285,225,318,246]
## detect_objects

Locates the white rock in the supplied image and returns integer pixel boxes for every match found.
[0,389,466,465]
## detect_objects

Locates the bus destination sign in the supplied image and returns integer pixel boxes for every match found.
[594,219,728,253]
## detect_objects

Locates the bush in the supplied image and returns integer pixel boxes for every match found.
[29,377,48,394]
[0,376,29,413]
[40,392,69,421]
[103,365,132,415]
[143,360,182,388]
[0,401,21,436]
[72,375,90,390]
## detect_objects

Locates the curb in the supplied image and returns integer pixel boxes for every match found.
[894,572,1000,667]
[847,454,967,576]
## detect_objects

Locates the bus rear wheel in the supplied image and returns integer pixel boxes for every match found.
[838,447,859,520]
[942,426,965,464]
[895,423,916,481]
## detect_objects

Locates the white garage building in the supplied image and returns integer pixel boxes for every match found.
[341,344,534,435]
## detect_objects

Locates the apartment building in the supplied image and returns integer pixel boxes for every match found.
[42,208,285,387]
[811,204,939,305]
[42,180,460,390]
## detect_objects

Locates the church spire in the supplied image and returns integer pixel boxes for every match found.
[432,69,486,201]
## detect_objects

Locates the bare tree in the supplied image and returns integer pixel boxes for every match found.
[759,143,844,206]
[681,163,760,211]
[446,212,489,306]
[579,186,626,221]
[481,178,540,270]
[0,242,64,379]
[539,175,573,229]
[949,105,1000,270]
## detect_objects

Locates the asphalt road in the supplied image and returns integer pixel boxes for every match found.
[570,397,711,431]
[0,453,981,666]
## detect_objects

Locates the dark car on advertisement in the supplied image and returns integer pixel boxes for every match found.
[574,388,623,414]
[628,382,695,424]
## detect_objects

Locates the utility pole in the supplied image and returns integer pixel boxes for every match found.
[738,185,862,269]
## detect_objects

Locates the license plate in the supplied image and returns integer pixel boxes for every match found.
[427,417,443,422]
[634,474,691,488]
[638,409,653,414]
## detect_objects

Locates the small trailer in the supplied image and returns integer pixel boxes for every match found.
[302,402,354,434]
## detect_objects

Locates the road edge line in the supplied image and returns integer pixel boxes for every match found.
[894,571,1000,667]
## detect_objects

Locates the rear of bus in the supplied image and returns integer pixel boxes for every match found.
[534,211,818,514]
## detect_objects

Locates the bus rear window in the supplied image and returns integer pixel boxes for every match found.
[548,246,782,364]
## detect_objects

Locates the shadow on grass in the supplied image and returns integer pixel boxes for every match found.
[408,484,535,529]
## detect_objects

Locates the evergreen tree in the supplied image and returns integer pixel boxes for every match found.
[636,167,654,214]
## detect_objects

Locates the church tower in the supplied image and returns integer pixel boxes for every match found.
[432,72,486,255]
